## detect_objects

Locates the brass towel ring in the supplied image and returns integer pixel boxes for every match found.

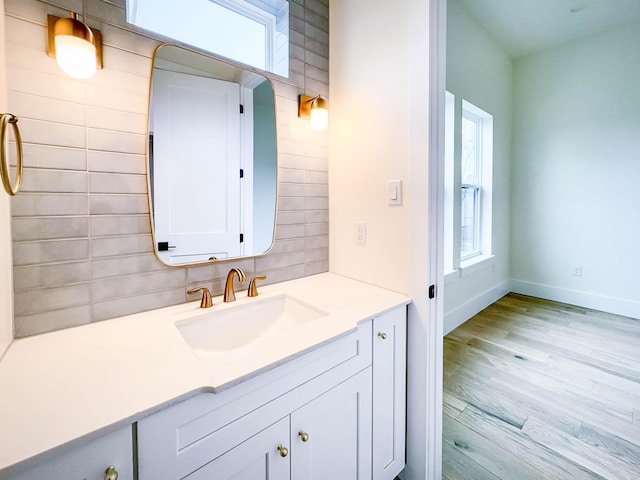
[0,113,23,196]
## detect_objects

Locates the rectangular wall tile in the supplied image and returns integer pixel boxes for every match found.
[91,253,165,279]
[90,215,150,237]
[13,261,91,290]
[14,283,90,316]
[14,306,91,337]
[91,287,185,322]
[89,173,147,194]
[19,169,87,193]
[11,194,88,217]
[88,151,146,174]
[256,251,305,271]
[91,234,152,257]
[21,144,87,171]
[12,216,89,241]
[13,239,89,266]
[91,269,185,301]
[89,195,148,215]
[87,129,146,154]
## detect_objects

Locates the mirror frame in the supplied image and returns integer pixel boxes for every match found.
[146,43,279,267]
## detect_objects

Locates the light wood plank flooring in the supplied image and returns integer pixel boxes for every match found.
[443,293,640,480]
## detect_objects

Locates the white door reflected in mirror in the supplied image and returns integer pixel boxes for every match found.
[152,71,241,263]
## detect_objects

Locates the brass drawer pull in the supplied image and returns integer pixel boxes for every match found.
[298,430,309,442]
[378,332,387,340]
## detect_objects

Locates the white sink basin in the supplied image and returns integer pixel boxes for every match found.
[175,295,329,357]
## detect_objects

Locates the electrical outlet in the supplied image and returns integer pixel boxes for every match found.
[572,266,582,277]
[355,222,366,245]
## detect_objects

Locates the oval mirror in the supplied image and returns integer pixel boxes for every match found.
[148,45,278,265]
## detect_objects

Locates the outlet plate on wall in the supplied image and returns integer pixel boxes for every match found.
[355,222,366,245]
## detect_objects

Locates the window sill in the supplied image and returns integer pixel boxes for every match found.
[460,254,495,277]
[444,269,459,285]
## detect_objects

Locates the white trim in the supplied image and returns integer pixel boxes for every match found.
[443,280,510,335]
[406,0,443,477]
[427,0,446,478]
[460,253,494,277]
[510,280,640,320]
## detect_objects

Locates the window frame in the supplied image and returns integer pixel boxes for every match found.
[444,94,493,274]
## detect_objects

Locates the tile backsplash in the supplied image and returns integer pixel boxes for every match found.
[6,0,329,337]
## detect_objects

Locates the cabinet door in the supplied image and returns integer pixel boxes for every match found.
[184,417,290,480]
[290,368,372,480]
[372,306,407,480]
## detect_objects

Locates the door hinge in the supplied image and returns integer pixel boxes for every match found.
[240,168,244,178]
[240,233,244,243]
[428,284,436,299]
[240,104,244,114]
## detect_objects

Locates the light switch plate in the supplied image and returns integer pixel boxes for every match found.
[387,180,402,206]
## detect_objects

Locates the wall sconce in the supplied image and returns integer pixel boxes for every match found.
[47,13,103,80]
[298,94,328,132]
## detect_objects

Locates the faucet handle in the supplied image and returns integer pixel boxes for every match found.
[187,287,213,308]
[248,275,267,297]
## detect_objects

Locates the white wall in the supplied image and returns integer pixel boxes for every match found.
[329,0,410,293]
[511,20,640,318]
[330,0,439,478]
[443,0,512,333]
[0,0,13,357]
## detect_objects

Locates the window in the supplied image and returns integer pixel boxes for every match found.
[445,95,493,273]
[461,110,481,259]
[126,0,289,77]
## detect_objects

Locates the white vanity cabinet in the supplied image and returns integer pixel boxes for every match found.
[137,305,407,480]
[2,426,133,480]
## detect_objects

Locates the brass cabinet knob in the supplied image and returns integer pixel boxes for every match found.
[277,444,289,457]
[298,430,309,442]
[104,465,118,480]
[378,332,387,340]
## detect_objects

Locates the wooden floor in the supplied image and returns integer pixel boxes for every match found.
[443,293,640,480]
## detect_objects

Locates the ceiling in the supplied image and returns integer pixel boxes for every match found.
[456,0,640,58]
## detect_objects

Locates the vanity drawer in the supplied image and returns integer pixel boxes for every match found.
[3,426,133,480]
[138,321,372,479]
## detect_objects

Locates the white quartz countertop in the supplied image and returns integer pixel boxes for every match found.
[0,273,409,472]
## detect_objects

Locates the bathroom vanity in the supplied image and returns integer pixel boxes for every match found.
[0,273,409,480]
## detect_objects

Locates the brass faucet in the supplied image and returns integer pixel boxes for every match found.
[187,286,213,308]
[224,268,246,302]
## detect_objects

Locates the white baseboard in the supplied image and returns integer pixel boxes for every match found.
[443,280,510,335]
[510,280,640,319]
